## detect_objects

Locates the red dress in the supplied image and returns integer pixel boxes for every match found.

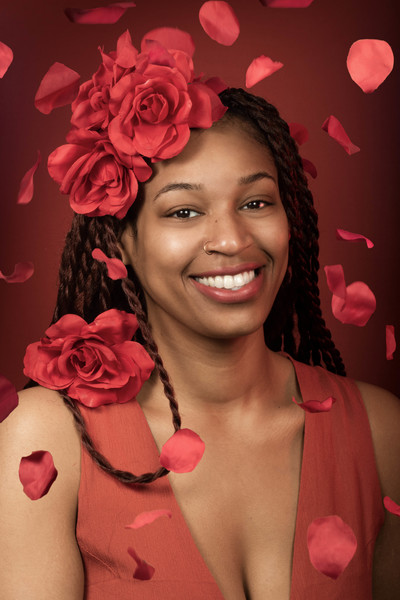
[76,356,384,599]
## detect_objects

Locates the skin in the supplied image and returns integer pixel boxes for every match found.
[0,123,399,599]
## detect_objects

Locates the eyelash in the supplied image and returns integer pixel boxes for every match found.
[167,200,270,219]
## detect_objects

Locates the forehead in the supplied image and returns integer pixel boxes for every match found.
[148,122,277,186]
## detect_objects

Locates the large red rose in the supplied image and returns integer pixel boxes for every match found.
[23,309,155,408]
[48,129,151,218]
[70,30,138,131]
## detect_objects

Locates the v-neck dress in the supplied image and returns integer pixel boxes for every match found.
[76,356,385,599]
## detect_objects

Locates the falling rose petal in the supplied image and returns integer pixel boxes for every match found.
[289,122,309,145]
[0,41,13,78]
[0,262,34,283]
[92,248,127,280]
[302,158,317,178]
[307,515,357,579]
[336,228,374,249]
[160,428,205,473]
[259,0,314,6]
[347,39,394,93]
[199,1,240,46]
[292,396,336,413]
[324,264,346,300]
[383,496,400,517]
[65,2,136,25]
[321,116,360,156]
[126,509,172,530]
[0,374,19,422]
[245,55,283,88]
[331,281,376,327]
[17,151,41,205]
[127,547,155,580]
[34,63,80,115]
[19,450,58,500]
[386,325,396,360]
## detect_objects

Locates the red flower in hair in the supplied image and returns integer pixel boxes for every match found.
[48,129,151,218]
[48,28,226,215]
[23,309,154,408]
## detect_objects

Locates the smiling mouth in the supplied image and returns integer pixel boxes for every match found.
[193,268,261,291]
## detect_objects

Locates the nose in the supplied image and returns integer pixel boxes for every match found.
[204,213,253,256]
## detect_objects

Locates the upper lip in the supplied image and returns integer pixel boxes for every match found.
[191,262,264,278]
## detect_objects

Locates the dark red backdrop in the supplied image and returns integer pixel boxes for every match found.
[1,0,399,394]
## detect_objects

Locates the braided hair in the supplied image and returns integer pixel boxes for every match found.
[27,88,345,486]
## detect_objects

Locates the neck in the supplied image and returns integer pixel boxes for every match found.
[140,319,290,416]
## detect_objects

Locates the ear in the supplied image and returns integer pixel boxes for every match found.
[117,223,136,266]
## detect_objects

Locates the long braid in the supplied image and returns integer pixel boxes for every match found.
[49,214,181,485]
[219,88,346,375]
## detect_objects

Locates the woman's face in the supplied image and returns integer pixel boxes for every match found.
[121,123,290,341]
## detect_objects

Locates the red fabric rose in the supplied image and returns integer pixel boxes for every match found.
[70,31,138,130]
[48,129,151,218]
[108,41,226,160]
[23,309,154,408]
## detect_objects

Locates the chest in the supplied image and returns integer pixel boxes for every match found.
[166,417,305,600]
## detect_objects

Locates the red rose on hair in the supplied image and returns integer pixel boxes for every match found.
[71,31,139,131]
[23,309,154,408]
[108,40,226,161]
[48,129,151,218]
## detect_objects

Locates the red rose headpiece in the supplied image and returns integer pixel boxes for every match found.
[48,28,227,218]
[23,309,155,407]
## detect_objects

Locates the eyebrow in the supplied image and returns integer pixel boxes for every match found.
[153,171,276,201]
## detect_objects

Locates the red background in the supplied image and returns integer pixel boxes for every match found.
[0,0,399,394]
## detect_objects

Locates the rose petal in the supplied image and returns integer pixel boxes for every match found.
[386,325,396,360]
[245,55,283,88]
[116,29,138,69]
[347,39,394,93]
[204,76,228,94]
[199,1,240,46]
[307,515,357,579]
[34,62,80,115]
[336,228,374,248]
[292,396,336,413]
[0,262,34,283]
[0,41,13,78]
[332,281,376,327]
[125,509,172,529]
[322,116,360,155]
[289,122,309,145]
[324,264,346,300]
[0,374,19,422]
[92,248,128,280]
[160,428,205,473]
[127,547,155,580]
[383,496,400,517]
[17,151,41,205]
[301,157,317,178]
[65,2,135,25]
[259,0,314,6]
[19,450,58,500]
[141,28,195,57]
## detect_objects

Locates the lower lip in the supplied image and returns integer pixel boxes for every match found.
[190,270,264,304]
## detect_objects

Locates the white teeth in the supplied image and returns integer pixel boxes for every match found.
[195,270,257,290]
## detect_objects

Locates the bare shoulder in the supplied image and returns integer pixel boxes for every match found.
[355,380,400,599]
[0,386,83,599]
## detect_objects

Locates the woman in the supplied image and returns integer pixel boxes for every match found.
[1,29,399,600]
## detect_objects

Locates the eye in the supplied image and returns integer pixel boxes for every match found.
[168,208,201,219]
[241,199,271,210]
